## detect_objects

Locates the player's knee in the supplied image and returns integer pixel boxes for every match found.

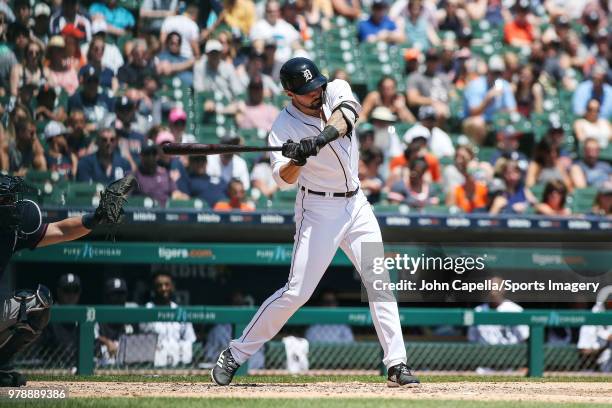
[284,288,313,309]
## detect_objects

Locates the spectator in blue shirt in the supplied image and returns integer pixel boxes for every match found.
[570,138,612,189]
[79,36,117,91]
[572,64,612,120]
[177,155,228,208]
[113,96,146,167]
[68,66,115,130]
[357,0,402,44]
[462,55,517,145]
[76,127,132,183]
[489,126,528,170]
[90,0,135,37]
[154,31,194,87]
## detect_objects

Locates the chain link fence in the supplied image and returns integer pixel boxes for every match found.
[14,321,608,375]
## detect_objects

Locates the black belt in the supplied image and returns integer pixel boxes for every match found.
[301,186,359,198]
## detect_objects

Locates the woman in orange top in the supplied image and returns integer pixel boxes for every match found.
[452,170,488,213]
[213,179,256,212]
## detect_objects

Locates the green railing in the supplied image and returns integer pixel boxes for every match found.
[48,306,612,377]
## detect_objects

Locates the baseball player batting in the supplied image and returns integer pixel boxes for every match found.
[211,57,419,387]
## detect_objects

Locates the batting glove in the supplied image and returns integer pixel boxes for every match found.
[282,140,307,166]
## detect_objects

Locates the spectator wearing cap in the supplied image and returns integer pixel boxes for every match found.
[235,76,280,131]
[574,98,611,148]
[80,36,117,91]
[44,121,77,179]
[168,107,196,144]
[76,127,132,183]
[572,64,612,119]
[134,141,187,206]
[535,179,571,216]
[213,179,256,211]
[4,117,47,175]
[462,55,517,145]
[155,31,194,86]
[504,0,537,47]
[117,39,154,89]
[38,273,82,364]
[45,35,80,95]
[113,96,149,168]
[403,105,455,159]
[489,160,536,215]
[177,155,228,207]
[193,39,244,101]
[136,72,163,124]
[403,48,421,76]
[488,126,528,170]
[582,0,608,30]
[526,137,573,191]
[369,106,404,168]
[139,0,178,34]
[61,22,87,69]
[89,0,135,38]
[160,3,200,60]
[9,40,45,98]
[406,48,451,120]
[35,84,68,123]
[249,0,301,63]
[32,3,51,44]
[206,135,251,189]
[570,138,612,189]
[360,76,415,124]
[50,0,92,41]
[394,0,439,51]
[357,0,402,44]
[67,65,114,126]
[95,277,136,366]
[581,10,602,50]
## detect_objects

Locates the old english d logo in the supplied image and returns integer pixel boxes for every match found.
[303,69,313,81]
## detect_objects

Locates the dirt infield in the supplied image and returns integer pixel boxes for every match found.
[31,381,612,404]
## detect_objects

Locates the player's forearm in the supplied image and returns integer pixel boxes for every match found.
[279,161,301,184]
[37,216,91,247]
[326,109,349,137]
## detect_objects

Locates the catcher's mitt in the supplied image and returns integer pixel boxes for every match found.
[83,175,136,232]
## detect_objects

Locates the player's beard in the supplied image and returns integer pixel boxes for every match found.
[308,89,324,109]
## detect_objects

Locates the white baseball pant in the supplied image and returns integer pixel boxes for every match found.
[229,188,407,368]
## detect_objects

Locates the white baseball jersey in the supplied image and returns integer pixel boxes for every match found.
[228,77,408,371]
[268,79,361,193]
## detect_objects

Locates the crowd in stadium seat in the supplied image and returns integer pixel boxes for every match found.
[0,0,610,216]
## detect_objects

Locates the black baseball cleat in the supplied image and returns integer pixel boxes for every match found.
[0,370,27,387]
[210,348,240,386]
[387,363,420,387]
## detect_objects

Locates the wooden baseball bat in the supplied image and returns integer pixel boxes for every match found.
[161,143,283,156]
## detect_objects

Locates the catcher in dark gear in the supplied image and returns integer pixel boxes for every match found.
[0,174,135,386]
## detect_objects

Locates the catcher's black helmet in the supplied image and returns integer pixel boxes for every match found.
[280,57,327,95]
[0,175,23,231]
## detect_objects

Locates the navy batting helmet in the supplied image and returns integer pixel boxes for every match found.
[280,57,327,95]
